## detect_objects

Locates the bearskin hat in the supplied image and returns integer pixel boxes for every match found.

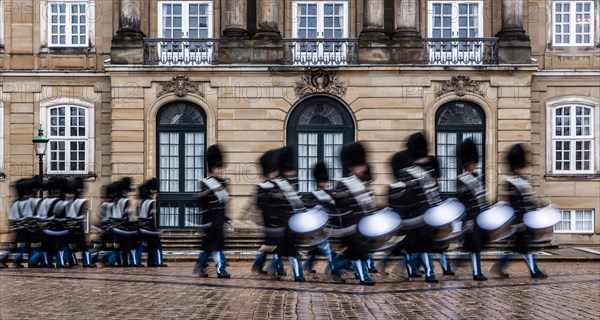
[117,177,132,194]
[312,161,329,183]
[407,132,428,161]
[459,138,479,168]
[340,142,367,174]
[206,144,224,172]
[507,143,527,171]
[390,150,412,179]
[277,146,296,175]
[259,149,278,177]
[145,178,159,193]
[15,178,35,198]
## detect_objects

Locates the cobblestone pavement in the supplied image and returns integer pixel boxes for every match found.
[1,261,599,319]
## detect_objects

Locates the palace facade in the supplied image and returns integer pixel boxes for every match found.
[0,0,598,244]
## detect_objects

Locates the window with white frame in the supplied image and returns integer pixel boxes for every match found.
[551,105,595,173]
[47,0,89,47]
[554,209,595,233]
[553,1,595,46]
[47,105,89,174]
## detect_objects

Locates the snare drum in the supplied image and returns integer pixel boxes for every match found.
[288,205,330,248]
[477,202,515,242]
[523,205,560,243]
[358,208,403,252]
[423,199,466,246]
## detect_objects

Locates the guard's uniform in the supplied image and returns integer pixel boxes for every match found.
[136,178,166,267]
[65,178,95,267]
[1,179,36,268]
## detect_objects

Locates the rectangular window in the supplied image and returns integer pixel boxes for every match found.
[552,105,594,173]
[554,209,594,233]
[553,1,594,46]
[48,1,88,47]
[47,106,88,174]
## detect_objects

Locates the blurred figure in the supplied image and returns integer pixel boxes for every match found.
[109,177,139,267]
[456,139,488,281]
[194,145,230,278]
[65,177,96,268]
[137,178,167,267]
[301,161,336,274]
[330,142,375,285]
[491,144,548,279]
[0,178,36,269]
[251,149,286,276]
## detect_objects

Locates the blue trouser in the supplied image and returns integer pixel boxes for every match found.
[471,252,483,276]
[196,250,227,274]
[494,252,542,274]
[254,252,284,273]
[419,253,436,278]
[289,256,304,278]
[438,253,452,272]
[1,242,28,265]
[332,254,372,282]
[303,240,335,272]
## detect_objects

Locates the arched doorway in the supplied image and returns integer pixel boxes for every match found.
[287,97,355,192]
[435,101,485,195]
[156,101,206,228]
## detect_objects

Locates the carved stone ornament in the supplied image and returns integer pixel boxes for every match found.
[438,75,482,97]
[157,75,203,98]
[294,68,347,99]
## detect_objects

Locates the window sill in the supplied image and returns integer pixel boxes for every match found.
[46,172,96,182]
[545,174,600,181]
[41,46,96,54]
[547,45,599,51]
[554,231,595,235]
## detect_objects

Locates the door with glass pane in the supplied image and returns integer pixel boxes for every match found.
[287,97,354,193]
[428,1,483,63]
[435,101,485,195]
[158,1,213,64]
[292,1,348,64]
[156,102,206,228]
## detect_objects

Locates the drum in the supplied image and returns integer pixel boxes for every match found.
[358,208,403,252]
[288,205,330,248]
[477,202,515,242]
[423,199,466,246]
[523,205,561,243]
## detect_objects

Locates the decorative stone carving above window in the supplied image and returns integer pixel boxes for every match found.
[437,75,482,97]
[157,75,203,98]
[294,68,347,99]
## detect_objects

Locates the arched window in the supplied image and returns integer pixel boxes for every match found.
[287,97,354,192]
[47,105,89,174]
[551,105,595,173]
[435,101,485,194]
[156,101,206,227]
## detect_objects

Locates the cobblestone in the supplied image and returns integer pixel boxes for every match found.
[0,261,599,319]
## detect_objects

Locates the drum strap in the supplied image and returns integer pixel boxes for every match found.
[139,199,155,219]
[203,177,229,203]
[273,179,304,211]
[405,166,441,206]
[340,176,374,213]
[66,199,86,219]
[311,189,335,205]
[459,173,488,210]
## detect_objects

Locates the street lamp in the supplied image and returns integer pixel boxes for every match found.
[32,124,49,196]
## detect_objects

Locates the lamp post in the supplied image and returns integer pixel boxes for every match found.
[32,124,49,197]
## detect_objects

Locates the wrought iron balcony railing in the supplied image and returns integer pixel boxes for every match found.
[424,37,499,65]
[283,38,358,66]
[144,38,219,66]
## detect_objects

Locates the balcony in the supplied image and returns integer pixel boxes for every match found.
[144,38,219,66]
[283,38,358,66]
[424,37,499,65]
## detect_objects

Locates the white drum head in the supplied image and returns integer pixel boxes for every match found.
[358,208,402,238]
[288,205,329,234]
[477,204,515,231]
[523,206,561,229]
[423,199,465,227]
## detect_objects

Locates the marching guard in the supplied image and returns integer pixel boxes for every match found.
[137,178,167,267]
[64,177,96,268]
[492,144,548,279]
[194,145,231,278]
[329,142,376,285]
[109,177,140,267]
[0,178,36,269]
[456,139,488,280]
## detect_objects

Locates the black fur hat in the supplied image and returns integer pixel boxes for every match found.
[46,177,67,195]
[407,132,428,160]
[105,181,120,199]
[117,177,132,194]
[390,150,412,179]
[145,178,159,193]
[138,183,150,200]
[459,138,479,168]
[340,142,367,173]
[15,178,35,198]
[206,144,224,172]
[312,161,329,183]
[277,146,296,174]
[507,143,527,171]
[259,149,278,177]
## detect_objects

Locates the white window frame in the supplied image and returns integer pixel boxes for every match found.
[552,0,595,46]
[427,0,484,38]
[292,1,349,39]
[157,1,213,38]
[546,96,600,175]
[40,98,95,175]
[0,1,4,49]
[554,209,595,233]
[40,0,96,49]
